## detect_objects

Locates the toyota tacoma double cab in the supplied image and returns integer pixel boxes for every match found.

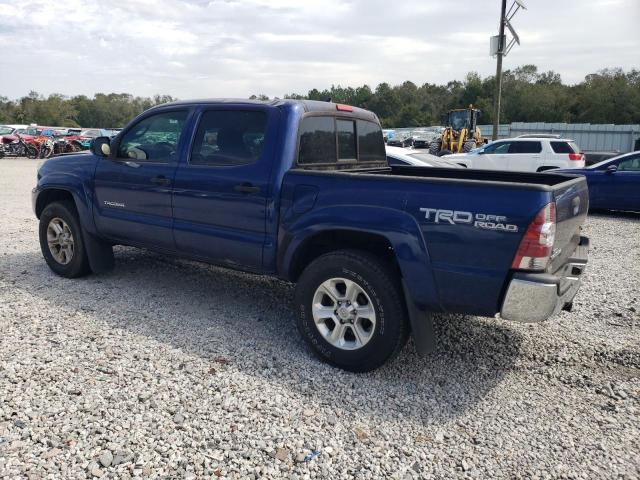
[33,99,589,372]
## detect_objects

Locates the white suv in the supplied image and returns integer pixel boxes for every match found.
[445,136,585,172]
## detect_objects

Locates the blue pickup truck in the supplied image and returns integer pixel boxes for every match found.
[33,99,590,371]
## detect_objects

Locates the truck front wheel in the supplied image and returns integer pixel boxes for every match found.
[39,201,91,278]
[294,250,408,372]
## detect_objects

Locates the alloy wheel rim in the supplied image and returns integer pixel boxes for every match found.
[47,217,74,265]
[311,277,377,351]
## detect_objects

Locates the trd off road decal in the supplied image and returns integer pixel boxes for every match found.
[419,208,519,233]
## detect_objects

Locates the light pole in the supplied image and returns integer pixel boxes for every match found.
[492,0,507,141]
[491,0,526,140]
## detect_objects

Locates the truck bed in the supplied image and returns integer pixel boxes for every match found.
[282,166,588,316]
[364,165,584,188]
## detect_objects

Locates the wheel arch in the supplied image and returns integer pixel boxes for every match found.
[286,229,399,282]
[35,188,77,219]
[283,222,440,355]
[35,185,114,274]
[280,207,440,307]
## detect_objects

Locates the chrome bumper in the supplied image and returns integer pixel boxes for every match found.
[500,236,589,323]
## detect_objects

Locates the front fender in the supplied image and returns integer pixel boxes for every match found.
[279,204,442,313]
[34,154,98,234]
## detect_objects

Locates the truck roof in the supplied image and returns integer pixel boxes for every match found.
[156,98,380,122]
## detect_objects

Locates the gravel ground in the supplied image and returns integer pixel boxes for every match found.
[0,158,638,479]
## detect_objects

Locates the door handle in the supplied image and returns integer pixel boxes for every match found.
[150,175,171,186]
[234,183,260,194]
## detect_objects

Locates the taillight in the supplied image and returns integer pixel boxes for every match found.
[512,203,556,271]
[568,153,584,161]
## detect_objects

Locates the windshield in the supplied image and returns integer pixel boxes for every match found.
[0,126,14,135]
[448,110,470,131]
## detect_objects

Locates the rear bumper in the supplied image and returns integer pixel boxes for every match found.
[500,236,589,323]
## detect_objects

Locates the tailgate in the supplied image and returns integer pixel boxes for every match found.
[548,176,589,272]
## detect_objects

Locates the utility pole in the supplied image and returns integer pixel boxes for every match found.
[492,0,507,141]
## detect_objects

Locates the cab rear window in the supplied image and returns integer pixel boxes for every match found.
[298,116,385,166]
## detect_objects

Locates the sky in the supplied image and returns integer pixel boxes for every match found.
[1,0,638,100]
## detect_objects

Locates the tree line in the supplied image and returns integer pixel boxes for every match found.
[1,66,638,128]
[0,92,176,129]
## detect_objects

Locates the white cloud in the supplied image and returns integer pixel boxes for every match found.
[0,0,638,99]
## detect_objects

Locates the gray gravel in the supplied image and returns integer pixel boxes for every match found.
[1,158,639,479]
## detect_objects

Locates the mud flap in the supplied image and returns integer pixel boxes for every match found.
[81,227,114,274]
[401,279,436,355]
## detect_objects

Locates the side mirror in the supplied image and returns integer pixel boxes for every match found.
[605,164,618,174]
[91,136,111,157]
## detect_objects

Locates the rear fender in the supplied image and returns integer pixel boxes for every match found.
[280,205,442,353]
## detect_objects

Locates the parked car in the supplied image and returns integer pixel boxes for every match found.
[385,146,466,168]
[445,137,585,172]
[554,151,640,212]
[33,99,589,372]
[80,128,112,138]
[0,125,17,136]
[382,129,395,142]
[411,129,441,149]
[386,132,414,148]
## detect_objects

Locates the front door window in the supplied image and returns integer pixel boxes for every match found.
[117,111,189,163]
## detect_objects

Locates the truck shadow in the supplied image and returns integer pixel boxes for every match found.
[588,210,640,220]
[4,247,523,425]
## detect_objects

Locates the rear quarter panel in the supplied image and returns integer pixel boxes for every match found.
[403,178,553,315]
[280,170,554,316]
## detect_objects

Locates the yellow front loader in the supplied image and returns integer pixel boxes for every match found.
[429,105,485,156]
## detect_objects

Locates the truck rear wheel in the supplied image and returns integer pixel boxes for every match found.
[39,200,91,278]
[294,250,408,372]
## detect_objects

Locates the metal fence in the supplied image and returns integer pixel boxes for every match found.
[478,123,640,153]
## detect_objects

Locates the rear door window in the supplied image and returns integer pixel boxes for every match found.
[550,141,578,154]
[190,110,268,166]
[509,141,542,153]
[298,116,337,165]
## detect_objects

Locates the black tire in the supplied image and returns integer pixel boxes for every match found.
[437,149,453,157]
[463,141,476,153]
[294,250,409,372]
[39,200,91,278]
[26,145,38,159]
[428,140,442,156]
[536,166,558,172]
